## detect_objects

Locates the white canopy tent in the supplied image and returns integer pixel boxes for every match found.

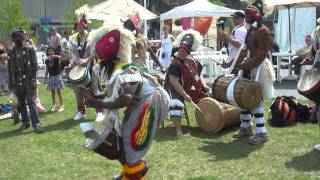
[266,0,320,52]
[266,0,320,9]
[160,0,237,20]
[275,7,316,52]
[89,0,158,20]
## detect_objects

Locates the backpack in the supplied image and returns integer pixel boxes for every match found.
[0,103,13,114]
[268,96,312,126]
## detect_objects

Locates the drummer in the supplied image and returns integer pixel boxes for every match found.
[69,9,105,122]
[314,62,320,151]
[164,30,210,137]
[79,20,169,179]
[233,0,274,145]
[123,14,166,73]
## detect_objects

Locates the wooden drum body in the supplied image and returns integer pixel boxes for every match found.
[212,75,262,110]
[195,97,240,133]
[68,65,91,87]
[297,66,320,103]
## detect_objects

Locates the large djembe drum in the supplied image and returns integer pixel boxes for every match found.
[212,75,262,110]
[195,97,240,133]
[297,65,320,102]
[68,65,91,87]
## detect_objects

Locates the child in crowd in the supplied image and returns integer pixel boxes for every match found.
[44,46,64,112]
[0,46,8,95]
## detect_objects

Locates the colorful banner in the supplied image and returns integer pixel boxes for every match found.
[193,17,212,36]
[181,17,192,30]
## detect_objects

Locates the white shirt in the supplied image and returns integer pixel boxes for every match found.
[50,33,62,49]
[227,24,247,63]
[161,34,173,53]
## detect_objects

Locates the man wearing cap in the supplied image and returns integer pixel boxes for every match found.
[218,11,247,69]
[7,29,44,133]
[233,0,274,145]
[165,30,210,137]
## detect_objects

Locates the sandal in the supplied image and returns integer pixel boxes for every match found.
[51,105,56,112]
[58,105,64,112]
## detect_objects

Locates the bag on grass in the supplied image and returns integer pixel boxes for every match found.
[0,103,13,114]
[268,96,312,126]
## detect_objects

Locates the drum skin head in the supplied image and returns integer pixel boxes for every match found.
[297,66,320,101]
[195,97,224,133]
[69,65,87,82]
[237,79,262,110]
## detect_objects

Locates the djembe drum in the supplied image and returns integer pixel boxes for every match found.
[195,97,240,133]
[212,75,262,110]
[297,65,320,103]
[68,65,91,87]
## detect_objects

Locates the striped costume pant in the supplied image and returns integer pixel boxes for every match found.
[240,102,266,134]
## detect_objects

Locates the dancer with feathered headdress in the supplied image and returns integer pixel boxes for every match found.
[79,19,169,180]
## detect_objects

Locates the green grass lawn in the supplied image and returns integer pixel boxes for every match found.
[0,84,320,180]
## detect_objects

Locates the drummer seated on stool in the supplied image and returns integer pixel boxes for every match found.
[164,30,209,137]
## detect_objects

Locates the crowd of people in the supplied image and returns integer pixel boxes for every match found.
[0,0,320,179]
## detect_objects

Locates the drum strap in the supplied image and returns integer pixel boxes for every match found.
[227,44,244,75]
[226,77,238,107]
[77,34,88,59]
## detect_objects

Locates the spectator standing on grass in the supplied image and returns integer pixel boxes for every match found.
[0,45,8,95]
[160,25,175,69]
[50,26,62,54]
[44,46,64,112]
[7,29,44,133]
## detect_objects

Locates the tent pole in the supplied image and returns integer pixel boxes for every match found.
[288,6,292,53]
[144,0,148,38]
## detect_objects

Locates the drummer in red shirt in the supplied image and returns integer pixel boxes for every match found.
[164,30,209,137]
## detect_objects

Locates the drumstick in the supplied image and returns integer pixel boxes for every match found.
[191,101,204,114]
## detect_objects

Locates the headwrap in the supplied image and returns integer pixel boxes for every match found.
[74,5,89,30]
[124,13,140,33]
[88,20,134,62]
[173,29,203,55]
[245,0,264,22]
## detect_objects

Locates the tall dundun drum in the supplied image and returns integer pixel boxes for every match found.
[68,65,91,87]
[297,65,320,102]
[212,75,262,110]
[195,97,240,133]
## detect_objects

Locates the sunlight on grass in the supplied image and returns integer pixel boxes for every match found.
[0,84,320,179]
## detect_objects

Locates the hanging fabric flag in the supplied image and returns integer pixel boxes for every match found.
[181,17,192,30]
[194,17,212,36]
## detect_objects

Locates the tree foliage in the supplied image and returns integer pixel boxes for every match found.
[0,0,28,40]
[64,0,104,30]
[209,0,224,6]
